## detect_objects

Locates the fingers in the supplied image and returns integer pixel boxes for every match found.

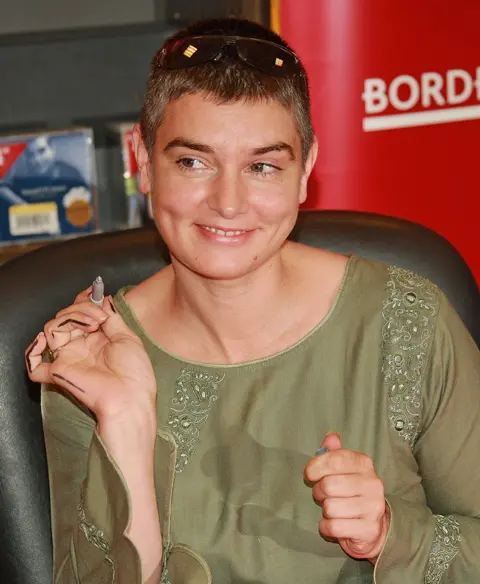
[321,495,385,520]
[47,296,110,350]
[74,285,93,304]
[312,473,370,504]
[312,467,384,508]
[307,436,388,561]
[55,300,108,322]
[319,432,342,451]
[100,296,140,343]
[25,292,126,405]
[319,517,381,542]
[44,310,102,354]
[305,448,374,483]
[322,497,364,520]
[25,286,112,383]
[25,332,47,375]
[25,332,53,384]
[310,457,386,553]
[26,328,107,403]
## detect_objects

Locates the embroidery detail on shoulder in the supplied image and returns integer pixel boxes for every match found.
[160,544,172,584]
[168,368,225,473]
[381,266,440,447]
[425,515,462,584]
[160,567,172,584]
[77,499,116,582]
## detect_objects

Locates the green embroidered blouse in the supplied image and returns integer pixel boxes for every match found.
[42,256,480,584]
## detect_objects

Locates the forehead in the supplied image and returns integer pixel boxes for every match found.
[156,92,301,150]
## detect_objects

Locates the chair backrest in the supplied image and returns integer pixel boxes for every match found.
[0,210,478,584]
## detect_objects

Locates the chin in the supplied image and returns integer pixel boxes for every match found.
[195,262,260,281]
[174,253,264,281]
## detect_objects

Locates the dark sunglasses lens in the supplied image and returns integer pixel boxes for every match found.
[236,40,299,75]
[160,38,224,69]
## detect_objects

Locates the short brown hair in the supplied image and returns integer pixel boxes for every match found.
[139,18,314,163]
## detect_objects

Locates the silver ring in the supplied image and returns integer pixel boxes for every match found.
[46,345,63,362]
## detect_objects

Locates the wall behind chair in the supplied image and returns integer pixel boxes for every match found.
[0,0,159,35]
[0,0,269,232]
[0,0,172,232]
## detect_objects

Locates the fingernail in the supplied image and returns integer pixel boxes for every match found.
[316,447,329,456]
[108,298,117,313]
[58,318,90,328]
[325,431,340,438]
[27,336,39,352]
[25,337,39,373]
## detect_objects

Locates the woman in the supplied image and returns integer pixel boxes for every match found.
[26,17,480,584]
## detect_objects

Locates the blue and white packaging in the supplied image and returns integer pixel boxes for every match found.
[0,128,98,243]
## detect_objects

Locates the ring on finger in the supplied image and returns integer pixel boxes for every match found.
[44,345,63,362]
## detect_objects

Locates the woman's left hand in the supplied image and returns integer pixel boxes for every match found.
[304,432,390,564]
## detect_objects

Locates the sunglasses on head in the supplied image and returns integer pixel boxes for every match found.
[158,35,304,79]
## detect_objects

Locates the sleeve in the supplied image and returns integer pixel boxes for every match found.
[42,384,141,583]
[42,385,212,584]
[374,293,480,584]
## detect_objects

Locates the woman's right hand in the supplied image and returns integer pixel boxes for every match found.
[25,287,157,424]
[29,288,164,581]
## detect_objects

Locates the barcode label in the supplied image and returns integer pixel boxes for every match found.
[9,202,60,236]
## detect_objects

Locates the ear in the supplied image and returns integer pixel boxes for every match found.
[132,124,152,194]
[298,136,318,205]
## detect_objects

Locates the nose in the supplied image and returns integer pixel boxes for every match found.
[207,168,248,219]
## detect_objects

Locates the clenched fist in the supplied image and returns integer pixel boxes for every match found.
[304,432,390,564]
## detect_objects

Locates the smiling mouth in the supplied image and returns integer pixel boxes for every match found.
[200,225,249,237]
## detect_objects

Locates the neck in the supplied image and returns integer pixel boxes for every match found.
[167,249,295,363]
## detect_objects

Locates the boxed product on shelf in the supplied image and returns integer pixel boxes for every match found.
[0,128,98,244]
[109,122,152,229]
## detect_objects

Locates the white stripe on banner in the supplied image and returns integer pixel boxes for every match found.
[363,104,480,132]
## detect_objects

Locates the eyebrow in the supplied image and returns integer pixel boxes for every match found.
[163,138,296,161]
[251,142,296,161]
[163,138,214,154]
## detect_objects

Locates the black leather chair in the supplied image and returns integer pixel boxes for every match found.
[0,210,479,584]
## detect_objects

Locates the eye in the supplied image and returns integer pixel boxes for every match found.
[176,157,207,171]
[249,162,279,175]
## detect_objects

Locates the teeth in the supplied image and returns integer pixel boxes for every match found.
[202,226,246,237]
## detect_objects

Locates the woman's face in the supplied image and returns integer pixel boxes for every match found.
[135,93,317,280]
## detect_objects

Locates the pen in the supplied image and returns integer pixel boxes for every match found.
[90,276,104,306]
[316,447,329,456]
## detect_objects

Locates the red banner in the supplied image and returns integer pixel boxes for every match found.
[0,143,27,179]
[123,129,138,177]
[281,0,480,284]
